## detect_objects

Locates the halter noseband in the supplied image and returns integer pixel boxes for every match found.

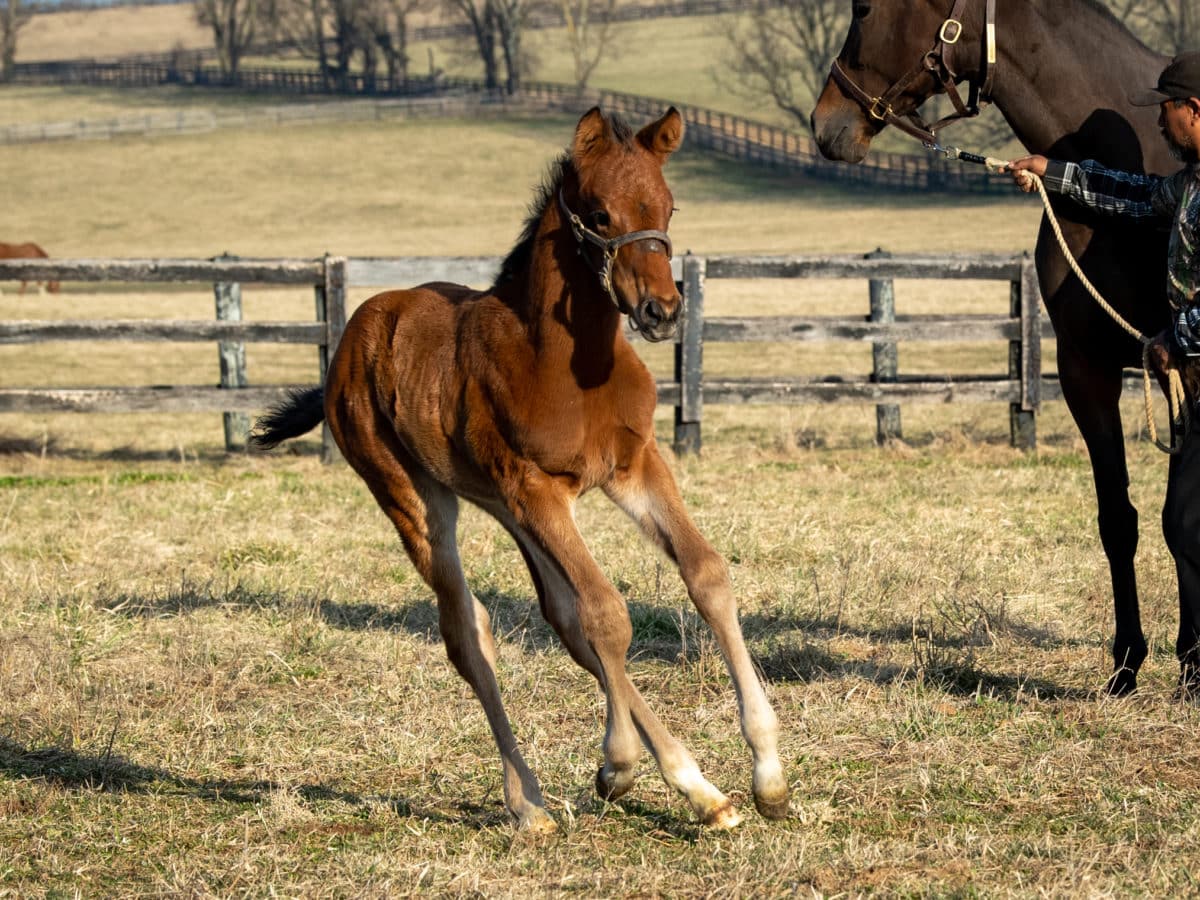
[557,189,673,320]
[829,0,997,145]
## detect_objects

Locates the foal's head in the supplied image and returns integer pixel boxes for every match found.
[561,107,684,342]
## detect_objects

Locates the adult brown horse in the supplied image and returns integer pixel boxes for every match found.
[0,242,60,294]
[811,0,1175,695]
[250,107,790,831]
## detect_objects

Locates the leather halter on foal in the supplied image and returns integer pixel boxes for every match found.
[558,189,673,320]
[830,0,997,145]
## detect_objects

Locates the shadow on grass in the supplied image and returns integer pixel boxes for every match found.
[96,579,1094,701]
[0,735,509,828]
[0,737,720,835]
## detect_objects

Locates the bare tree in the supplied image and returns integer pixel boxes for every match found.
[558,0,617,93]
[441,0,500,89]
[489,0,532,94]
[0,0,34,83]
[1100,0,1200,54]
[268,0,366,90]
[362,0,428,91]
[195,0,264,81]
[716,0,849,128]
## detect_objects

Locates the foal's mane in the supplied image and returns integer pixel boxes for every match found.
[493,112,637,289]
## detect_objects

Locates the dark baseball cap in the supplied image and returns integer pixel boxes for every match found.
[1131,51,1200,106]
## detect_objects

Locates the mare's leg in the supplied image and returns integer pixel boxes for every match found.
[505,475,741,828]
[496,516,643,802]
[1056,339,1146,694]
[1163,417,1200,696]
[338,428,554,831]
[603,443,789,820]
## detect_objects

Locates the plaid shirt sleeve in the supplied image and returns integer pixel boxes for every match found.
[1040,159,1181,220]
[1042,159,1200,356]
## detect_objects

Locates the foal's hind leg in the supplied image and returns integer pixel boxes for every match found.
[342,443,554,831]
[604,444,790,820]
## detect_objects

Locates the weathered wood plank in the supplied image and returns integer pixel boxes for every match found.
[0,258,324,285]
[705,254,1023,281]
[0,385,311,414]
[701,315,1021,343]
[0,320,326,344]
[346,255,687,287]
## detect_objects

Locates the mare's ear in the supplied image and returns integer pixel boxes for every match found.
[573,106,611,167]
[637,107,684,160]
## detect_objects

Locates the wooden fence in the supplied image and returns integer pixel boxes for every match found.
[0,251,1067,457]
[10,63,1005,194]
[0,256,348,462]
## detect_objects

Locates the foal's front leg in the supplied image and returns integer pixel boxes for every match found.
[506,478,741,828]
[604,444,791,820]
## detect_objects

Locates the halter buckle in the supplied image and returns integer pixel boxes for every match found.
[867,97,893,122]
[939,19,963,44]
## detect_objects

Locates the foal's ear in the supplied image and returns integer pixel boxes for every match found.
[572,106,612,166]
[637,107,685,161]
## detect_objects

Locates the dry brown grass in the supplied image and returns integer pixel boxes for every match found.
[1,90,1193,897]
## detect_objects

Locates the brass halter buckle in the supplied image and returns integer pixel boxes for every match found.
[867,97,893,122]
[939,18,963,44]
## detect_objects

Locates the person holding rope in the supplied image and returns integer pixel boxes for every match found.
[1007,51,1200,694]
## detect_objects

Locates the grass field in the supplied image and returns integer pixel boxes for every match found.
[1,73,1196,897]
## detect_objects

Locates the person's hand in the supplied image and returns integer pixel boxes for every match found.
[1005,155,1048,192]
[1148,330,1174,375]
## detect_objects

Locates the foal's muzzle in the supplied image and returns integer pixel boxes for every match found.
[633,295,680,342]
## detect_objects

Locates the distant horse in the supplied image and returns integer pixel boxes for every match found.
[0,242,61,294]
[811,0,1175,695]
[250,107,790,831]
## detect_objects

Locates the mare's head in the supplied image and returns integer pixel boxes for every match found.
[561,106,684,342]
[812,0,985,162]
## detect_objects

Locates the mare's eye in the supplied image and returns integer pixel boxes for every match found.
[590,210,611,230]
[646,239,667,256]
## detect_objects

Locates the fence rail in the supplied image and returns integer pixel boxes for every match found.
[0,251,1063,456]
[0,256,347,461]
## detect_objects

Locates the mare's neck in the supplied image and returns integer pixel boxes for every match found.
[981,0,1171,173]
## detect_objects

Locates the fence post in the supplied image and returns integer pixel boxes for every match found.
[674,253,705,456]
[1010,252,1041,448]
[315,254,348,464]
[212,252,249,452]
[867,247,901,443]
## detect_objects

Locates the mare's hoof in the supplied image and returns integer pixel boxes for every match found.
[701,800,743,830]
[595,765,635,801]
[753,789,791,821]
[1105,668,1138,697]
[517,808,559,835]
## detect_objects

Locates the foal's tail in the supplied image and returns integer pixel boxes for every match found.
[249,386,326,451]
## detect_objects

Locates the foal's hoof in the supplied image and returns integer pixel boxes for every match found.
[701,800,743,830]
[1105,667,1138,697]
[753,789,791,821]
[595,765,635,802]
[517,808,559,836]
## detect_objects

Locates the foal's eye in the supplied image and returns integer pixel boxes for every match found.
[590,210,611,230]
[852,0,871,18]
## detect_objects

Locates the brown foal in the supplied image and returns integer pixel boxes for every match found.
[251,107,789,831]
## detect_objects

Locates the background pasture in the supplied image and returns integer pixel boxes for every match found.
[3,8,1199,897]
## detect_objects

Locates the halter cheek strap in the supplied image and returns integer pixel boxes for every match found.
[557,189,673,320]
[830,0,997,145]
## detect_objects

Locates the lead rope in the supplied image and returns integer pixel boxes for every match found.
[933,145,1190,453]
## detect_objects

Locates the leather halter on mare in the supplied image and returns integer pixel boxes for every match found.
[557,189,673,321]
[829,0,997,145]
